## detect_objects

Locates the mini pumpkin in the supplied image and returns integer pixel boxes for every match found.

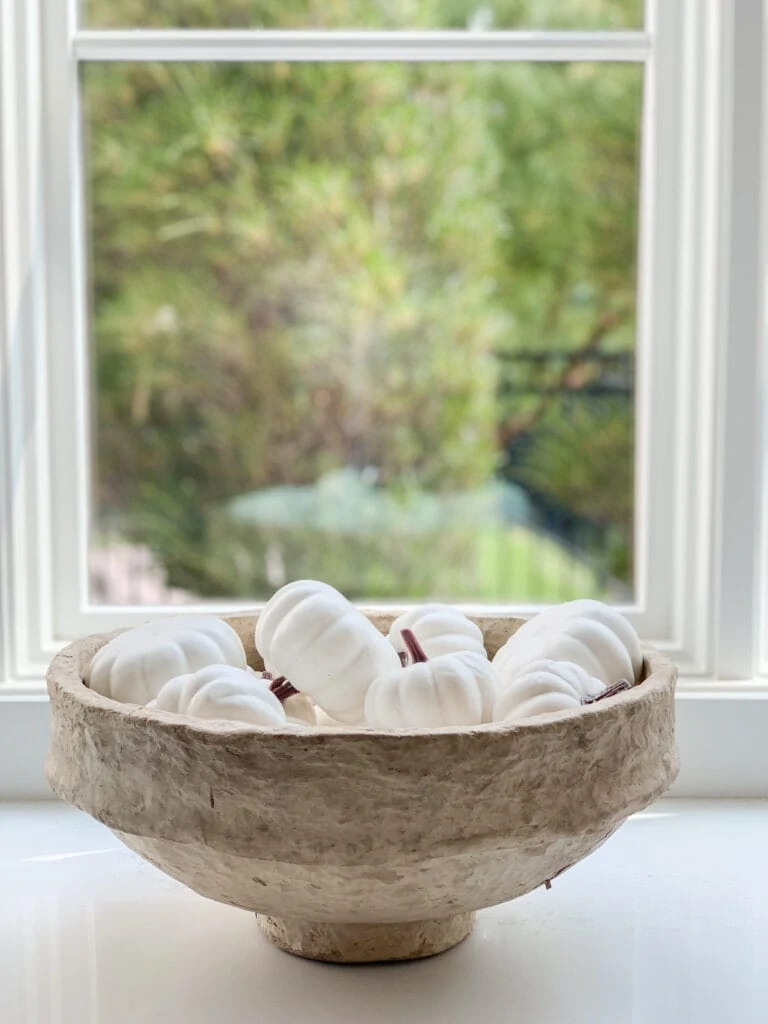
[492,659,605,723]
[86,614,247,705]
[493,599,642,689]
[387,604,487,664]
[364,629,498,729]
[255,579,401,724]
[154,664,287,727]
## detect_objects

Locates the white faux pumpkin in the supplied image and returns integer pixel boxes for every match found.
[492,659,605,723]
[86,615,247,705]
[255,579,401,723]
[493,599,642,689]
[387,603,486,663]
[155,664,287,727]
[364,628,498,729]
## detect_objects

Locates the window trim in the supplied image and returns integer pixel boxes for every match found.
[43,1,713,666]
[0,0,765,714]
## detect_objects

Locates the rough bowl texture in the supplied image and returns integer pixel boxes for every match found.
[46,613,679,963]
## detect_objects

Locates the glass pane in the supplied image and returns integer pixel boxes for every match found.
[84,61,641,605]
[83,1,643,31]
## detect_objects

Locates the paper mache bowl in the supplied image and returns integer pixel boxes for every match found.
[46,612,679,964]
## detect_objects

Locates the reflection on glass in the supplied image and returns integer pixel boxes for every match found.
[83,0,643,31]
[84,60,641,604]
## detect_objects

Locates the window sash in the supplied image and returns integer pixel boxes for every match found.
[1,0,764,693]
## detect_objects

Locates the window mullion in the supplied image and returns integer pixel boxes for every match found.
[72,28,651,64]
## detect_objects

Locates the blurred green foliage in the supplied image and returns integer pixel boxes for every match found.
[86,0,642,30]
[85,0,641,602]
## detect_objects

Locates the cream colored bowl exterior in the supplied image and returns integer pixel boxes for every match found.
[46,614,678,962]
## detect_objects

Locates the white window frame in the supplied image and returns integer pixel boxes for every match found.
[1,1,767,796]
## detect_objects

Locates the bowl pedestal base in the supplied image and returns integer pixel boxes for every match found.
[257,912,475,963]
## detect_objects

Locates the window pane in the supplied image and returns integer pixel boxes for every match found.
[83,1,643,31]
[84,61,641,605]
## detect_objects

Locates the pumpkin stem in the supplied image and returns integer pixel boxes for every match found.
[401,628,429,665]
[581,679,633,705]
[268,676,300,702]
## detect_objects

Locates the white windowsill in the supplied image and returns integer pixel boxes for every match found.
[2,686,768,799]
[1,799,766,1023]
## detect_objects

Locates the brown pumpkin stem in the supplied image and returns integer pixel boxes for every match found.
[581,679,633,705]
[400,628,429,665]
[267,675,300,702]
[271,681,300,702]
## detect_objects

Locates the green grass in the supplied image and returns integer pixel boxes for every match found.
[473,525,602,603]
[91,519,604,605]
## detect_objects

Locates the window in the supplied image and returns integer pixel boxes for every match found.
[1,0,766,703]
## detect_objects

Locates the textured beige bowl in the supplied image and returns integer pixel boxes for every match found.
[46,613,678,964]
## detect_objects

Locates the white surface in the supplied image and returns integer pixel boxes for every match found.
[1,800,766,1024]
[0,698,51,801]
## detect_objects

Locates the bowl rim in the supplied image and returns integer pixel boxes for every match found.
[47,615,677,742]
